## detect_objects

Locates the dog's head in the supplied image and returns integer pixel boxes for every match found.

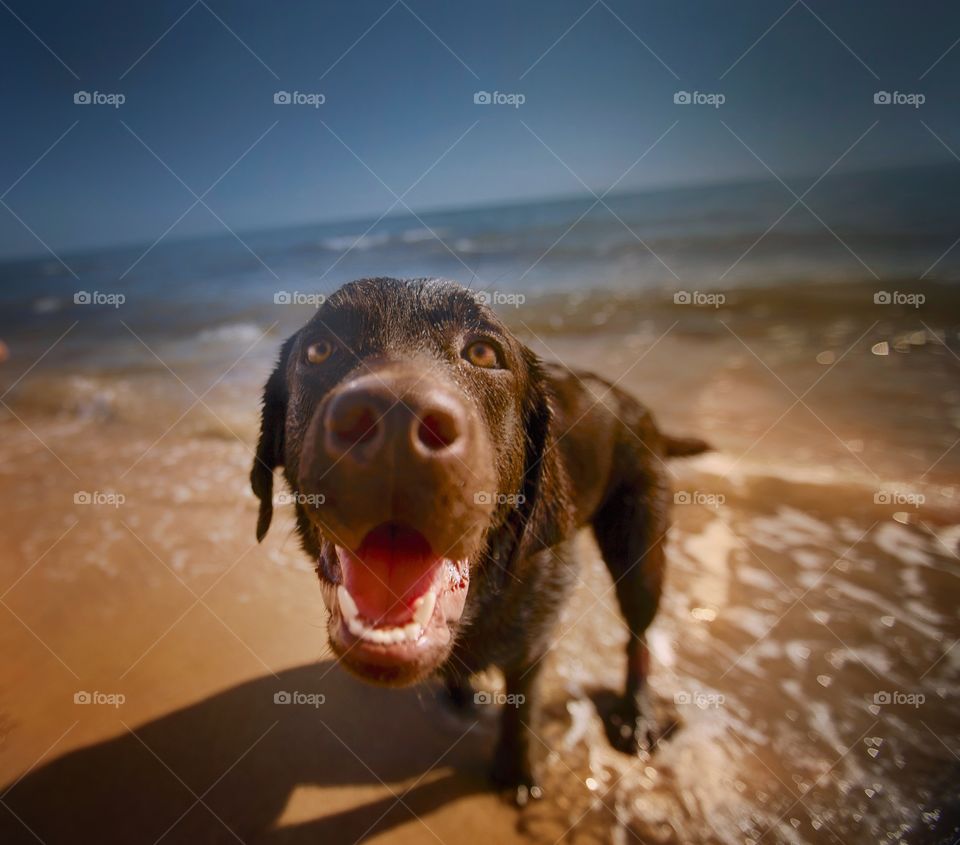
[251,278,570,685]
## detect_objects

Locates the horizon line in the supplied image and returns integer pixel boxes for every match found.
[0,157,953,265]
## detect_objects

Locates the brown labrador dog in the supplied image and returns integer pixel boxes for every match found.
[251,277,707,801]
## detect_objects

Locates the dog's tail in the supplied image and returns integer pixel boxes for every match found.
[663,434,711,458]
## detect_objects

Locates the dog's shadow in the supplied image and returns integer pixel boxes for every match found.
[0,662,494,844]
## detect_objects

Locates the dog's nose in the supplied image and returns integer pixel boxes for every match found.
[325,388,388,456]
[323,375,465,463]
[298,365,496,554]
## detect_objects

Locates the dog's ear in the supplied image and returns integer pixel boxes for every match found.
[251,336,294,541]
[490,348,572,586]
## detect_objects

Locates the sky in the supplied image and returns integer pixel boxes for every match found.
[1,0,958,258]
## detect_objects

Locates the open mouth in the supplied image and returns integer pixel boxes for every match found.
[320,522,470,681]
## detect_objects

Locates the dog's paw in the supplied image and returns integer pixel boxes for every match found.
[490,754,542,806]
[609,710,657,755]
[601,689,681,757]
[493,776,543,807]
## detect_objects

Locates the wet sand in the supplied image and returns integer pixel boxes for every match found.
[1,281,958,843]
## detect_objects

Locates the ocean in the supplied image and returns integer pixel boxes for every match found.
[0,162,957,362]
[0,162,958,844]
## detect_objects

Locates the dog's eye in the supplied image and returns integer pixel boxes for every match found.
[306,340,334,364]
[463,340,500,369]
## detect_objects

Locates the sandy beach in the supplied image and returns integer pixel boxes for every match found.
[3,0,959,837]
[0,281,958,843]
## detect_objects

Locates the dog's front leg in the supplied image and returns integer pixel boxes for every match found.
[490,663,542,805]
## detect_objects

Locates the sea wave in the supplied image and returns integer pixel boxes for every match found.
[195,322,264,344]
[319,232,391,251]
[400,227,443,243]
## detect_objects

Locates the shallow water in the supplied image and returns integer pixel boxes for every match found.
[0,278,957,843]
[522,474,959,844]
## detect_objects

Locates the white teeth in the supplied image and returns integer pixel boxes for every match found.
[337,585,358,619]
[329,557,469,646]
[443,559,469,589]
[413,589,437,627]
[336,584,425,645]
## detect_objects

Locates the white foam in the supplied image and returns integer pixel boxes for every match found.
[400,227,441,243]
[873,522,934,568]
[196,322,263,344]
[683,519,738,609]
[320,232,390,251]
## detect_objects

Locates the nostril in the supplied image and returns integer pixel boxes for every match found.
[332,405,379,447]
[417,411,459,451]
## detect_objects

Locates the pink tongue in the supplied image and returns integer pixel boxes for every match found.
[341,524,439,625]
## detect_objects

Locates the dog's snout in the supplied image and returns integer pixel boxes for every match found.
[299,365,495,554]
[322,375,466,464]
[417,408,460,452]
[325,389,388,456]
